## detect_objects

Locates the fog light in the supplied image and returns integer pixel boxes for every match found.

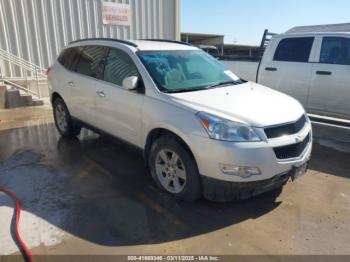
[219,164,261,178]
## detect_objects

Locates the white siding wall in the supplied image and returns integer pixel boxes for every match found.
[0,0,179,77]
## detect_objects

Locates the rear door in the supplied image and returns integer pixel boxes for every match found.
[309,36,350,119]
[53,46,83,110]
[259,36,316,107]
[69,45,108,126]
[95,47,144,146]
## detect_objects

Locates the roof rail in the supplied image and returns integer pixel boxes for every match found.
[69,38,138,48]
[139,39,193,46]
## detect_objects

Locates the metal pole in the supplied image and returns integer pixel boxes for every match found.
[25,69,28,91]
[0,59,3,85]
[35,68,41,99]
[174,0,180,40]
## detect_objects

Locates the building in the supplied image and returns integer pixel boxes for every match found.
[222,44,259,59]
[0,0,179,106]
[181,32,260,58]
[181,32,225,54]
[0,0,180,78]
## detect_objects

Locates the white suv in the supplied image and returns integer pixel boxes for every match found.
[48,38,312,202]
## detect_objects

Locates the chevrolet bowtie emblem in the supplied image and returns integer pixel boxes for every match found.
[295,134,304,143]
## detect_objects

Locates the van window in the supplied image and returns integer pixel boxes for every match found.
[320,37,350,65]
[76,46,108,78]
[103,48,140,86]
[58,47,82,70]
[274,37,314,62]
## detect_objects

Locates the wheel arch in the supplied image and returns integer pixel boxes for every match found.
[144,127,202,201]
[51,92,64,105]
[144,128,197,167]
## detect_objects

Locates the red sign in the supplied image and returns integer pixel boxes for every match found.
[102,1,131,26]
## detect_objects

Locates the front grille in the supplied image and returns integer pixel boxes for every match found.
[273,133,310,159]
[265,115,307,139]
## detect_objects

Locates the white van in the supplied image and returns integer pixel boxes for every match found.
[48,39,312,202]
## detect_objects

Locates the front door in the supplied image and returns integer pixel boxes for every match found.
[95,47,144,146]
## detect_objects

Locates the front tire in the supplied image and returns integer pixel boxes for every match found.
[149,135,201,201]
[53,97,81,138]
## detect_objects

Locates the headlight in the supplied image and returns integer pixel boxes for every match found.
[196,112,261,142]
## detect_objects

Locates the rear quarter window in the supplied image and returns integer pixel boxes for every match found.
[274,37,314,62]
[58,47,82,70]
[75,46,109,78]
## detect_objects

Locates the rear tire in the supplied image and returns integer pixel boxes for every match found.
[148,135,201,201]
[53,97,81,138]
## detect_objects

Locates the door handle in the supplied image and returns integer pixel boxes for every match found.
[96,91,106,98]
[67,81,75,87]
[265,67,277,71]
[316,71,332,75]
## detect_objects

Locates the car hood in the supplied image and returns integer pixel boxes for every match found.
[167,81,305,127]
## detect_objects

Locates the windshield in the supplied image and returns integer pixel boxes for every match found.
[138,50,241,93]
[203,48,220,58]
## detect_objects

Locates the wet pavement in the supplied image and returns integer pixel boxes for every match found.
[0,106,350,255]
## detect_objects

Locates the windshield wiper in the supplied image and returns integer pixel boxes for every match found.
[162,80,242,94]
[163,88,202,94]
[205,80,240,89]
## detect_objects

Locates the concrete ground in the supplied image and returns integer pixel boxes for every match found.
[1,105,350,257]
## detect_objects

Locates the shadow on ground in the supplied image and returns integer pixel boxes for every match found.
[4,121,349,247]
[0,123,285,246]
[309,142,350,180]
[310,124,350,180]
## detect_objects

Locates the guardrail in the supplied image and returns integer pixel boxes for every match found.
[0,48,47,98]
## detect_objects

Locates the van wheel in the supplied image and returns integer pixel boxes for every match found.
[53,97,81,137]
[149,135,201,201]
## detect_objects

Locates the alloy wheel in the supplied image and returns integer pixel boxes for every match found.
[155,149,187,193]
[55,104,68,133]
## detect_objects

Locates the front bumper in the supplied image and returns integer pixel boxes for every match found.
[187,122,312,183]
[201,167,304,202]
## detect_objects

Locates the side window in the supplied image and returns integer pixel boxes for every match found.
[103,48,140,86]
[76,46,108,78]
[320,37,350,65]
[274,37,314,62]
[69,47,84,71]
[58,47,82,70]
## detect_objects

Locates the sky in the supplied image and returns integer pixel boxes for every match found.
[181,0,350,45]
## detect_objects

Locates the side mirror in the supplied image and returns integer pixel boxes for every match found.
[122,76,139,90]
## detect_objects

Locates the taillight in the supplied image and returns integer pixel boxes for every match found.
[46,67,52,75]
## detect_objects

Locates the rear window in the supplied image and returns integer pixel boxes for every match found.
[58,47,82,70]
[76,46,108,78]
[274,37,314,62]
